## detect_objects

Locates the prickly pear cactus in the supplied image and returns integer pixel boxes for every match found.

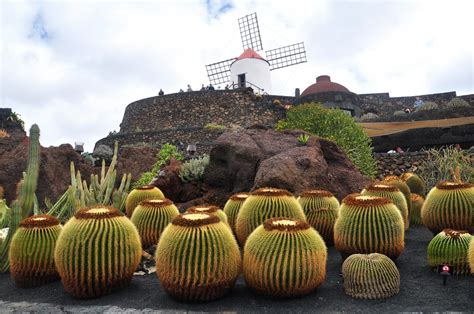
[223,193,250,235]
[427,229,472,275]
[125,185,164,217]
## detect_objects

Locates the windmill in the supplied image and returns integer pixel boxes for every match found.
[205,12,307,94]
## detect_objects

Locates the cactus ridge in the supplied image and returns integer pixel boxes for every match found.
[156,213,241,301]
[125,185,164,217]
[224,193,250,234]
[185,205,229,225]
[131,198,179,248]
[54,206,142,298]
[468,237,474,275]
[243,218,327,297]
[342,253,400,299]
[9,214,62,288]
[421,181,474,234]
[334,194,405,260]
[382,176,412,216]
[401,172,426,196]
[410,194,424,225]
[427,229,472,275]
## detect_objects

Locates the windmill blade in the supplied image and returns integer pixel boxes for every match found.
[238,12,263,52]
[205,58,236,85]
[266,42,307,71]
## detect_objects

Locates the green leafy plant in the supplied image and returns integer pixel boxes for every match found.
[178,154,209,182]
[7,111,25,130]
[415,101,438,112]
[276,103,376,178]
[446,97,470,108]
[297,134,310,145]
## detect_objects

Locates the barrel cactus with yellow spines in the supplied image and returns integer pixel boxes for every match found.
[235,187,306,246]
[427,229,472,275]
[469,237,474,275]
[342,253,400,299]
[156,212,241,301]
[185,205,229,226]
[410,193,424,225]
[421,181,474,234]
[54,206,142,298]
[223,193,250,235]
[9,214,62,288]
[382,175,412,217]
[334,194,405,260]
[125,185,164,217]
[297,189,340,211]
[130,198,179,249]
[361,183,409,230]
[401,172,426,196]
[243,217,327,297]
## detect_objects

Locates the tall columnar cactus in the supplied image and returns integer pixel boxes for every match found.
[469,237,474,275]
[235,188,306,246]
[427,229,472,275]
[9,214,62,287]
[400,172,426,196]
[54,206,141,298]
[382,175,412,219]
[223,193,250,235]
[334,194,405,260]
[342,253,400,299]
[130,199,179,249]
[410,193,424,225]
[361,183,409,230]
[125,185,164,217]
[421,181,474,234]
[243,217,327,297]
[185,205,229,226]
[156,212,241,301]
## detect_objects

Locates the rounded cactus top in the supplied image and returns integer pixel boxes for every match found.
[19,214,60,228]
[400,172,416,181]
[365,183,400,193]
[229,193,251,201]
[382,175,403,183]
[441,229,470,239]
[135,185,158,191]
[140,198,174,207]
[186,205,221,214]
[411,193,424,202]
[342,193,392,207]
[299,189,335,198]
[75,206,123,220]
[435,181,472,190]
[349,252,390,262]
[263,217,310,232]
[252,187,293,197]
[172,212,220,227]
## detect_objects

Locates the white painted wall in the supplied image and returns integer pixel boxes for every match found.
[229,58,272,94]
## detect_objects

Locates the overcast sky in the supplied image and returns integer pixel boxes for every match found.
[1,0,473,150]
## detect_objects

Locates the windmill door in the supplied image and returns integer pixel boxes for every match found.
[238,74,246,88]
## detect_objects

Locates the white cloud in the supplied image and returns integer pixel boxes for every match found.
[1,0,472,150]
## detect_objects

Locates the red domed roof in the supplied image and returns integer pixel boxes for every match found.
[235,48,266,61]
[300,75,351,97]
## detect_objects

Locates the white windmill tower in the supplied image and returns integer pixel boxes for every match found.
[205,12,307,94]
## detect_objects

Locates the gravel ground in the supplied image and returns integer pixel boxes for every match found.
[0,225,473,312]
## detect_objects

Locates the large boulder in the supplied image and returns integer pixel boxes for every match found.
[116,146,160,182]
[203,125,371,200]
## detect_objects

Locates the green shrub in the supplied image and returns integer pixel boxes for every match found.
[178,154,210,182]
[446,97,470,108]
[393,110,405,116]
[297,134,310,145]
[276,103,376,178]
[415,101,438,112]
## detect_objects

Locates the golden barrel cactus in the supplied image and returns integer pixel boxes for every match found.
[185,205,229,226]
[382,175,412,217]
[469,237,474,275]
[401,172,426,196]
[243,217,327,297]
[427,229,472,275]
[223,193,250,235]
[410,193,424,225]
[297,189,340,212]
[125,185,165,217]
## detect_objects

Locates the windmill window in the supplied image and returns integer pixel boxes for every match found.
[335,94,343,102]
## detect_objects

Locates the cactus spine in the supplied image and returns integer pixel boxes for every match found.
[334,194,405,260]
[156,213,241,301]
[9,214,62,287]
[342,253,400,299]
[410,193,424,225]
[235,188,306,246]
[185,205,229,226]
[243,217,327,297]
[223,193,250,235]
[54,206,141,298]
[125,185,164,217]
[421,181,473,234]
[401,172,426,196]
[427,229,472,275]
[131,198,179,248]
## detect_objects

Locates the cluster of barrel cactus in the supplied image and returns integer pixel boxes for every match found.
[126,185,165,217]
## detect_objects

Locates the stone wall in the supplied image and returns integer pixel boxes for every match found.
[374,151,427,179]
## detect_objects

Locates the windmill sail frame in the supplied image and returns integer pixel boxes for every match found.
[238,12,263,52]
[266,42,307,71]
[205,58,236,85]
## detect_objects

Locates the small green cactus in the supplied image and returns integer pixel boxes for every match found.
[410,193,424,225]
[185,205,229,226]
[223,193,250,235]
[342,253,400,299]
[235,188,306,246]
[9,214,62,287]
[427,229,472,275]
[334,194,405,260]
[54,206,142,298]
[125,185,164,217]
[130,199,179,249]
[243,217,327,297]
[156,212,241,301]
[400,172,426,196]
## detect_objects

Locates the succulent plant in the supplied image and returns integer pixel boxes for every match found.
[469,237,474,275]
[125,185,164,217]
[54,206,142,298]
[400,172,426,196]
[342,253,400,299]
[185,205,229,226]
[156,212,241,301]
[235,188,306,246]
[243,217,327,297]
[446,97,470,108]
[334,194,405,260]
[382,175,412,219]
[361,183,409,230]
[223,193,250,235]
[130,198,179,249]
[410,193,424,225]
[427,229,472,275]
[298,190,340,246]
[9,214,62,287]
[421,181,474,234]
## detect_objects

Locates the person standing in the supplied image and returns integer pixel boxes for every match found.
[158,89,164,96]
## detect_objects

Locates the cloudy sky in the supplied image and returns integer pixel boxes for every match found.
[1,0,473,150]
